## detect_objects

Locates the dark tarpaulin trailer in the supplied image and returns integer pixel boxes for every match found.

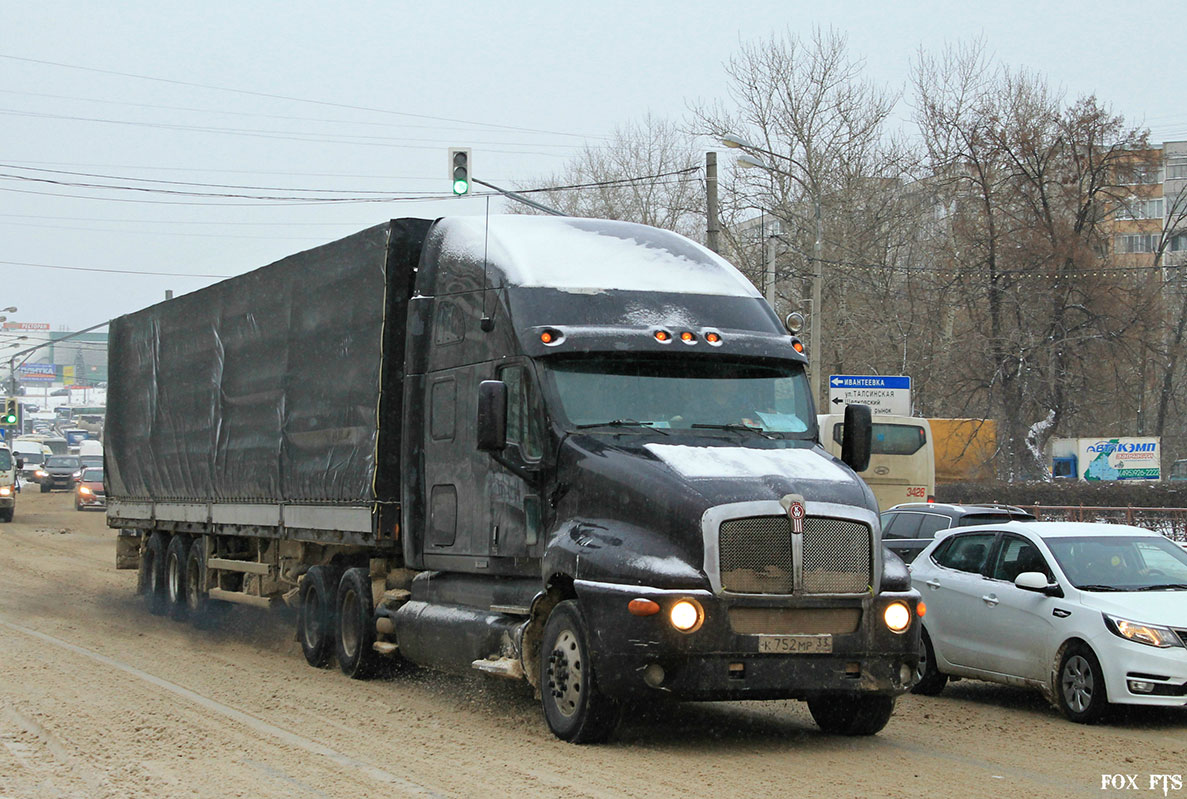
[105,220,430,521]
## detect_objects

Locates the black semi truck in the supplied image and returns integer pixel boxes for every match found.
[106,216,922,743]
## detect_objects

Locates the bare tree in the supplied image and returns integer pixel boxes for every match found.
[511,114,705,240]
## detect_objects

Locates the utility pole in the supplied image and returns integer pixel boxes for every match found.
[706,152,720,253]
[809,197,823,407]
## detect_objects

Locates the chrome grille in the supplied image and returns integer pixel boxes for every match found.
[802,517,872,594]
[719,516,793,593]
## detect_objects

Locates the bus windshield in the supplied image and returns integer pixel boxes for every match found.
[545,357,814,435]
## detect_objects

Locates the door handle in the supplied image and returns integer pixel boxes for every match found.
[925,579,941,590]
[981,594,999,606]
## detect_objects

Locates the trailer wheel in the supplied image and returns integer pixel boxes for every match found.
[164,535,190,621]
[334,567,380,679]
[184,538,212,627]
[807,693,896,736]
[140,532,168,616]
[299,565,336,668]
[540,600,620,743]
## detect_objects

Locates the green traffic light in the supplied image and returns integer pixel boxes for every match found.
[452,178,469,195]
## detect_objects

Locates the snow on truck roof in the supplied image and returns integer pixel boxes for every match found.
[432,216,762,298]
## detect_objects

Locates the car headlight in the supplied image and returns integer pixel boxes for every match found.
[1104,614,1184,648]
[78,486,93,496]
[35,470,47,478]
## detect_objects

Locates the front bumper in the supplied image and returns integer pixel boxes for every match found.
[77,492,106,508]
[1089,630,1187,708]
[574,579,921,701]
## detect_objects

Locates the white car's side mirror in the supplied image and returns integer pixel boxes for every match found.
[1015,571,1049,590]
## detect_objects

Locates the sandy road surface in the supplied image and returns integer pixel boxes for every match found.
[0,490,1184,799]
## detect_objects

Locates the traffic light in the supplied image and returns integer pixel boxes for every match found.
[1,398,16,426]
[449,148,471,195]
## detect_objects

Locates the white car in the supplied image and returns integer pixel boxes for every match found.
[911,521,1187,722]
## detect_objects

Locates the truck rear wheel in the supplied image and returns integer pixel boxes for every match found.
[299,565,337,668]
[334,567,379,679]
[140,532,168,616]
[184,538,212,627]
[540,600,620,743]
[164,535,190,621]
[807,693,896,736]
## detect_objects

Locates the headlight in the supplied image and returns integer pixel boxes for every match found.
[35,470,47,478]
[78,486,93,496]
[883,601,912,633]
[0,486,9,497]
[1105,614,1184,648]
[669,599,704,633]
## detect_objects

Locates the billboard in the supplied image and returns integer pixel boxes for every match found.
[1078,437,1160,481]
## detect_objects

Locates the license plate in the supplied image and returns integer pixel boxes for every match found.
[757,635,833,654]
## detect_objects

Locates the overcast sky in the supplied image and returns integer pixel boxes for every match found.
[3,0,1185,335]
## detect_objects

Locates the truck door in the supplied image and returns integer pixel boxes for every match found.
[489,362,544,560]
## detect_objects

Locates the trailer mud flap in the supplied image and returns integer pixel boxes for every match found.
[115,531,141,570]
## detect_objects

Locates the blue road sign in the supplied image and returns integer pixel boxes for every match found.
[829,375,911,390]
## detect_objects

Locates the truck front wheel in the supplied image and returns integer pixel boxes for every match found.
[539,600,620,743]
[807,693,896,736]
[299,565,337,668]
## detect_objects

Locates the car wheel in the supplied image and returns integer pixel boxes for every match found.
[807,693,896,735]
[334,567,380,679]
[298,565,337,668]
[1057,642,1109,723]
[540,599,620,743]
[911,627,948,696]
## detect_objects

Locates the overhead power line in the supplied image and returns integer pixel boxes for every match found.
[0,53,600,140]
[0,259,230,278]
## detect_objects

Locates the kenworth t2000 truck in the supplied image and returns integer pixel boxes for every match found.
[106,216,921,743]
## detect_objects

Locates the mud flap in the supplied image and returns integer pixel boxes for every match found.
[115,530,142,570]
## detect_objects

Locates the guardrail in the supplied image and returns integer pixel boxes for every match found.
[1020,505,1187,542]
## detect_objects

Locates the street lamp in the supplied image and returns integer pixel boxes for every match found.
[725,135,825,407]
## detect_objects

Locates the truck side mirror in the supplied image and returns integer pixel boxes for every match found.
[841,403,872,472]
[476,380,508,452]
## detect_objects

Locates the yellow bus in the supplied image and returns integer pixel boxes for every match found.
[818,413,935,511]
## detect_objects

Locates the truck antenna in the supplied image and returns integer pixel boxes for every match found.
[480,196,494,332]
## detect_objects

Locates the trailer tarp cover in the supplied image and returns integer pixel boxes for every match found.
[106,223,392,503]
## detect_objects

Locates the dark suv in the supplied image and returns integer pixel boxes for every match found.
[38,455,82,492]
[880,502,1036,563]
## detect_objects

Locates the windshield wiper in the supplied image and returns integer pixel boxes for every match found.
[575,419,669,435]
[1074,584,1126,592]
[1135,583,1187,591]
[691,423,771,437]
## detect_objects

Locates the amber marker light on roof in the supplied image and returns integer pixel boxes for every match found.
[654,330,671,342]
[705,332,721,344]
[540,331,554,344]
[680,331,696,343]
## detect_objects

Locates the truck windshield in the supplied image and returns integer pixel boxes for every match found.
[546,357,814,435]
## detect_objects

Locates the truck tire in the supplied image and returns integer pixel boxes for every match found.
[911,628,948,696]
[184,537,212,628]
[299,565,337,668]
[807,693,896,736]
[540,600,620,743]
[0,507,12,522]
[164,535,190,621]
[140,532,168,616]
[334,567,380,679]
